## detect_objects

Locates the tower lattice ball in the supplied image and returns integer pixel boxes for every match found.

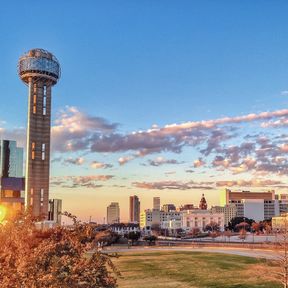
[18,49,60,218]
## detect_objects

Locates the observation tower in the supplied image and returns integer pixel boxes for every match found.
[18,49,60,218]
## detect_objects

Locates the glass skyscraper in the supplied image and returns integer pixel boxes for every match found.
[0,140,24,178]
[0,140,25,215]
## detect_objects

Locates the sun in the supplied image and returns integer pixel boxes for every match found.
[0,205,7,223]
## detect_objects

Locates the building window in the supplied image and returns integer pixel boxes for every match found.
[31,142,36,160]
[33,94,37,114]
[40,188,44,206]
[43,85,47,115]
[30,188,34,206]
[41,143,46,160]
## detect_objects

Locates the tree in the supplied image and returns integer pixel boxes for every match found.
[209,231,220,241]
[205,222,220,232]
[0,211,119,288]
[151,224,161,236]
[266,215,288,288]
[223,230,232,242]
[124,231,141,245]
[251,222,262,234]
[228,217,254,232]
[143,235,157,246]
[236,222,250,232]
[238,228,247,242]
[189,227,200,237]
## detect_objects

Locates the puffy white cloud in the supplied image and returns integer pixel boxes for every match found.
[193,158,205,168]
[90,161,113,169]
[118,156,134,166]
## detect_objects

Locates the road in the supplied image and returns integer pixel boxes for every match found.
[102,245,277,259]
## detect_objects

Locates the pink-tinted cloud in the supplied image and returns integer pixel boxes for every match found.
[118,156,134,166]
[90,161,113,169]
[87,108,288,156]
[193,158,205,168]
[50,175,114,189]
[51,106,117,152]
[133,180,214,190]
[216,179,286,188]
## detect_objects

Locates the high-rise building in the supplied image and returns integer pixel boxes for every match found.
[0,140,23,178]
[162,204,176,212]
[18,49,60,218]
[211,204,237,227]
[107,202,120,224]
[0,140,25,215]
[129,195,140,223]
[220,189,288,221]
[48,199,62,225]
[153,197,160,210]
[220,188,275,206]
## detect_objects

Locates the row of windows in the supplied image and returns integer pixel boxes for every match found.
[32,84,47,116]
[30,188,45,207]
[31,142,46,160]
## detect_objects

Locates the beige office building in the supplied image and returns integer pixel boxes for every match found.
[107,202,120,224]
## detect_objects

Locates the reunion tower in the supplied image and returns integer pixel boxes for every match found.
[18,49,60,218]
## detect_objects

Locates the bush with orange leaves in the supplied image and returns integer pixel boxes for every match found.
[0,212,119,288]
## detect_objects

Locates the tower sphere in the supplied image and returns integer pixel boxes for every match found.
[18,48,60,85]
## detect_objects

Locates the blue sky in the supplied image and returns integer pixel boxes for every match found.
[1,1,288,222]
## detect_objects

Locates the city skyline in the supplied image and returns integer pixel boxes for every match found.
[1,1,288,222]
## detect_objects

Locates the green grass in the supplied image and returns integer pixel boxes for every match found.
[112,251,280,288]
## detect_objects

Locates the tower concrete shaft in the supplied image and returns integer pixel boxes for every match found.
[18,48,60,219]
[25,79,52,218]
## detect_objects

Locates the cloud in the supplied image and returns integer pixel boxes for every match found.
[51,106,118,152]
[118,156,135,166]
[229,158,257,174]
[50,175,114,189]
[51,157,62,163]
[0,127,26,147]
[132,180,214,190]
[281,90,288,96]
[63,157,85,166]
[90,161,113,169]
[216,179,287,188]
[6,106,287,161]
[193,158,205,168]
[146,157,184,166]
[212,156,230,169]
[164,171,176,175]
[54,107,288,157]
[261,118,288,128]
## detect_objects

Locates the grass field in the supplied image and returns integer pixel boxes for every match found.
[113,251,280,288]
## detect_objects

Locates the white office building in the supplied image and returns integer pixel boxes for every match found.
[181,209,225,232]
[211,204,237,227]
[140,209,181,230]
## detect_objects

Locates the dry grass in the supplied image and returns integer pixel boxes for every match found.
[112,251,280,288]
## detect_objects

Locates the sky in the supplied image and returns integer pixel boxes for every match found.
[1,1,288,223]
